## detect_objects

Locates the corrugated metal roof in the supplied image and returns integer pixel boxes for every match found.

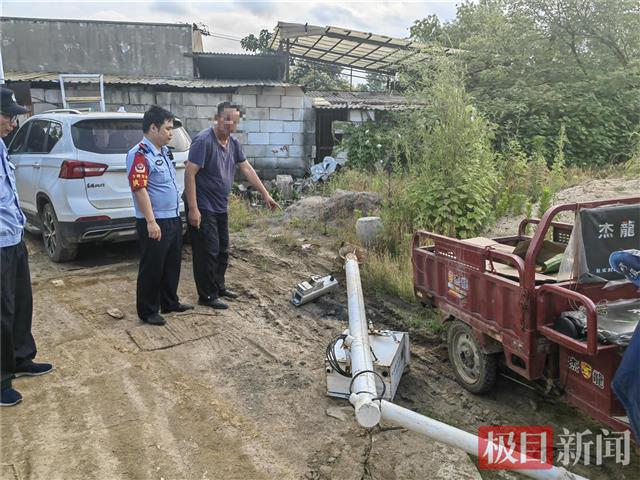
[193,53,287,81]
[270,21,458,75]
[5,71,295,88]
[307,90,421,110]
[194,52,284,58]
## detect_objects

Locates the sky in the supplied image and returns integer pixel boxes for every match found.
[1,1,461,53]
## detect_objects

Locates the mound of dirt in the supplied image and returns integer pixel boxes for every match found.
[485,177,639,237]
[284,189,381,224]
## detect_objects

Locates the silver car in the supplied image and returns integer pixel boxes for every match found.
[7,111,190,262]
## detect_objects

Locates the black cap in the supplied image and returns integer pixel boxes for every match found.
[1,87,29,116]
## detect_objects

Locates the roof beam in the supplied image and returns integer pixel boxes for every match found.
[288,53,392,75]
[289,41,380,65]
[341,37,394,67]
[322,29,417,50]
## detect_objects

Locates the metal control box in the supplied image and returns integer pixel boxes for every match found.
[291,274,338,306]
[325,330,410,401]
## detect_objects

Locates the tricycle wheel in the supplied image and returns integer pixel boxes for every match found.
[447,320,497,394]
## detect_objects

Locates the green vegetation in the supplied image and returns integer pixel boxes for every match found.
[410,0,640,168]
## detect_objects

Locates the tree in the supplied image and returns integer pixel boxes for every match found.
[410,0,640,166]
[240,29,274,54]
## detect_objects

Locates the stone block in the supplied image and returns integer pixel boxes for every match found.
[291,133,305,145]
[245,107,269,120]
[304,133,316,146]
[237,119,260,132]
[277,157,306,170]
[183,92,230,106]
[281,96,304,109]
[44,89,62,104]
[234,132,248,145]
[186,117,210,132]
[259,120,284,133]
[257,95,280,108]
[253,157,278,170]
[232,94,257,108]
[238,86,260,95]
[356,217,383,248]
[270,108,293,121]
[275,174,294,200]
[303,96,314,109]
[170,105,198,119]
[262,86,285,96]
[196,106,217,118]
[285,87,304,97]
[283,121,304,133]
[103,88,126,104]
[156,91,183,105]
[270,132,293,145]
[304,120,315,133]
[243,145,270,158]
[128,89,156,106]
[287,145,305,157]
[292,108,305,121]
[272,145,290,157]
[248,132,270,145]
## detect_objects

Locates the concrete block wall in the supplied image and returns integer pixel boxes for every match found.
[27,84,315,179]
[235,85,314,179]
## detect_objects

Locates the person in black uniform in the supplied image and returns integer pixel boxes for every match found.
[1,87,54,407]
[126,106,193,325]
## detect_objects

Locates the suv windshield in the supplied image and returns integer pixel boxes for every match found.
[71,119,191,154]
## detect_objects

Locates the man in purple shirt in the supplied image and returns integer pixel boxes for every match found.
[185,102,279,309]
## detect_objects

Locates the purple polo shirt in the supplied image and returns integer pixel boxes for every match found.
[188,128,246,214]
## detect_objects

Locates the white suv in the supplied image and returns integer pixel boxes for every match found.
[7,111,190,262]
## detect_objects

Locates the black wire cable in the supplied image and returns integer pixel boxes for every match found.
[326,334,350,377]
[349,369,387,401]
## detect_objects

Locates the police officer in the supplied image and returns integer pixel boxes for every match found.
[126,106,193,325]
[1,87,54,407]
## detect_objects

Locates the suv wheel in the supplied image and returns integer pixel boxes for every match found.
[41,203,78,262]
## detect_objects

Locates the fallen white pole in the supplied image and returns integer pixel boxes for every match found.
[342,252,589,480]
[380,400,587,480]
[345,253,381,428]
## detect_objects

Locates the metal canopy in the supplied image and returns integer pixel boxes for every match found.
[269,21,452,75]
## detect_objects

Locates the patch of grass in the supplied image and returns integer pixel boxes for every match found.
[268,231,298,249]
[228,194,256,233]
[361,249,414,303]
[317,168,393,197]
[394,310,445,340]
[564,163,633,187]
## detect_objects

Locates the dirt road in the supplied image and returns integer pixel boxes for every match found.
[1,211,638,479]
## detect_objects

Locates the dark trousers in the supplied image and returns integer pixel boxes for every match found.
[189,211,229,301]
[1,241,37,385]
[135,217,182,320]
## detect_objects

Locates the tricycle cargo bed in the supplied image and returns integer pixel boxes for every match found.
[412,197,640,434]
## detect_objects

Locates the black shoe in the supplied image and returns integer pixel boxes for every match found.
[0,387,22,407]
[161,303,194,314]
[198,297,228,310]
[14,362,54,378]
[143,313,166,325]
[220,289,240,299]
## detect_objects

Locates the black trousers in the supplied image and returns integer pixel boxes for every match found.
[189,211,229,301]
[1,240,37,384]
[135,217,182,320]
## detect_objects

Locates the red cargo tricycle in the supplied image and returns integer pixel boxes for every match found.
[412,197,640,432]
